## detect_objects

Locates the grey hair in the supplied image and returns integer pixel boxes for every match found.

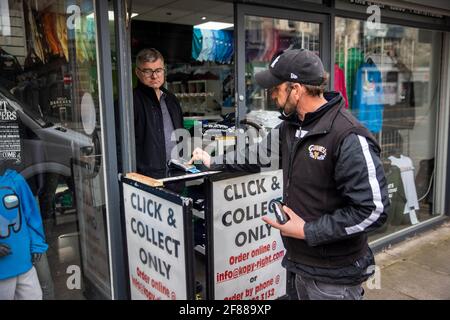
[136,48,164,67]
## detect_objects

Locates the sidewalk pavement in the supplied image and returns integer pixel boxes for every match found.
[364,220,450,300]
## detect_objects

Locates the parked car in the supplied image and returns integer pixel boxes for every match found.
[0,85,95,180]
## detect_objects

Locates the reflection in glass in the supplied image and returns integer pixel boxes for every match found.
[244,16,320,128]
[0,0,111,299]
[334,17,443,240]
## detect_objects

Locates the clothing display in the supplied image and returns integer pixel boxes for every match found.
[42,12,64,58]
[0,169,48,280]
[23,1,48,65]
[76,17,96,63]
[336,47,364,108]
[385,163,409,226]
[334,64,348,108]
[352,61,384,133]
[55,14,69,61]
[192,29,234,64]
[388,155,419,225]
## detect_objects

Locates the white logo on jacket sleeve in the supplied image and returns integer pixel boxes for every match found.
[308,145,327,160]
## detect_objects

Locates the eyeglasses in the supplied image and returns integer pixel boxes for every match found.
[137,67,165,77]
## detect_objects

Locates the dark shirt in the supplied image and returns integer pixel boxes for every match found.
[133,81,183,178]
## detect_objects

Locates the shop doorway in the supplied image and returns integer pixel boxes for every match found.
[235,4,331,125]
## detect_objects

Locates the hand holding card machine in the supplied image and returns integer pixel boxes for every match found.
[168,158,200,173]
[271,200,290,225]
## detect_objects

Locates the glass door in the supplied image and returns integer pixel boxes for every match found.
[0,0,114,299]
[235,4,330,127]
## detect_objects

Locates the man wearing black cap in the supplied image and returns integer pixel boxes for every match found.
[190,49,389,300]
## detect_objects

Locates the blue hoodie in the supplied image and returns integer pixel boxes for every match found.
[352,62,384,133]
[0,169,48,280]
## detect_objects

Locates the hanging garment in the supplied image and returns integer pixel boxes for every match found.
[217,30,231,63]
[207,30,218,62]
[261,26,276,62]
[336,47,364,108]
[0,170,48,280]
[197,29,213,62]
[41,12,64,58]
[23,1,47,64]
[388,155,420,225]
[385,164,409,226]
[55,14,69,61]
[352,61,384,133]
[192,28,203,61]
[223,31,234,64]
[334,64,348,108]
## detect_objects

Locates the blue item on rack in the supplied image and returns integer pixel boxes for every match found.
[352,61,384,133]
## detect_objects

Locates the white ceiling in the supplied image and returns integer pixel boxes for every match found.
[131,0,233,26]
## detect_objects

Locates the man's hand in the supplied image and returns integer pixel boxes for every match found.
[0,244,11,257]
[188,148,211,168]
[32,253,42,265]
[262,205,305,239]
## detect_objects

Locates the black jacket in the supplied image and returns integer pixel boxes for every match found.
[280,92,389,268]
[213,92,389,282]
[133,81,183,178]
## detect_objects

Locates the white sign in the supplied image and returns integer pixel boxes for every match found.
[212,170,286,300]
[123,183,187,300]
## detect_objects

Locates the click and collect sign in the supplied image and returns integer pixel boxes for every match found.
[211,170,286,300]
[122,180,193,300]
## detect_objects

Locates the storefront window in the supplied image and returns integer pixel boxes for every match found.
[244,15,320,127]
[0,0,111,299]
[334,17,443,240]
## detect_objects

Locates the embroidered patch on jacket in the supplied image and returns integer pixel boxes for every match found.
[308,145,327,160]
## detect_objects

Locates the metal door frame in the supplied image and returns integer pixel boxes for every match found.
[234,3,332,124]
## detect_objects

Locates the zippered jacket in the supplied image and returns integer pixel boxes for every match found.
[212,92,389,269]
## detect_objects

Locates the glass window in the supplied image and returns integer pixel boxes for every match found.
[244,15,320,128]
[130,0,234,124]
[334,17,443,240]
[0,0,111,299]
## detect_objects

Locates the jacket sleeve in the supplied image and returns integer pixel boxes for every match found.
[209,124,283,172]
[17,175,48,254]
[304,133,389,246]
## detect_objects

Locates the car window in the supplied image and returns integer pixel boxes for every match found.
[0,86,50,128]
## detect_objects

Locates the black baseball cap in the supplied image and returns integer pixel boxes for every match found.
[255,49,325,88]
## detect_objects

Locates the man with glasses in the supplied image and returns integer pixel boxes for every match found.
[133,48,183,178]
